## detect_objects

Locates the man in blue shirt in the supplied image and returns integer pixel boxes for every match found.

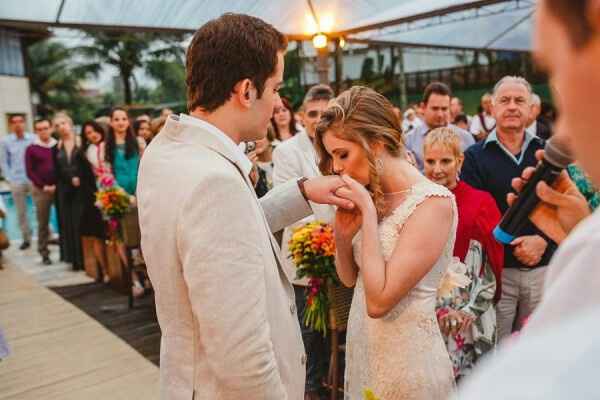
[405,82,475,171]
[1,115,35,249]
[461,76,557,341]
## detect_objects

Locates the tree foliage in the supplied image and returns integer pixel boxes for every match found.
[27,40,99,122]
[145,58,186,104]
[77,31,184,104]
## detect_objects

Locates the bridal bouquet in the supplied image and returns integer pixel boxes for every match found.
[288,221,338,336]
[95,176,132,237]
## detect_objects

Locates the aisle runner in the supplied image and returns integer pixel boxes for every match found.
[0,264,159,400]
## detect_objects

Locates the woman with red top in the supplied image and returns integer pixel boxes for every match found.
[423,127,504,381]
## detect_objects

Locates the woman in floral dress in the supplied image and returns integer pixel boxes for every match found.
[423,127,504,380]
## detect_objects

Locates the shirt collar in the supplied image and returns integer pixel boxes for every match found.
[178,113,253,177]
[9,132,33,141]
[33,137,57,148]
[484,129,536,164]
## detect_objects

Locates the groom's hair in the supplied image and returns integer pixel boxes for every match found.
[186,13,287,113]
[545,0,592,48]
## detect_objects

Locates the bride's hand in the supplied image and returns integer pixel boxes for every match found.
[335,207,362,244]
[335,175,376,215]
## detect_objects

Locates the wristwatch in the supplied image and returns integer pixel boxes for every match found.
[297,177,309,201]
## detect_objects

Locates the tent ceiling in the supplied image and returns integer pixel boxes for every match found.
[352,1,534,52]
[0,0,535,50]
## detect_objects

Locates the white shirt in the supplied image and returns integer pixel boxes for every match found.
[33,137,57,148]
[458,209,600,399]
[527,120,538,137]
[179,113,253,177]
[469,113,496,137]
[86,144,100,170]
[402,116,423,134]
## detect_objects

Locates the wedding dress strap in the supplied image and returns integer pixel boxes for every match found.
[385,181,454,228]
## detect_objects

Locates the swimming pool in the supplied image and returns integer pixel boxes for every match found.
[1,192,59,241]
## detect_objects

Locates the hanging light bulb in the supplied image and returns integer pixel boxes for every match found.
[339,37,346,48]
[312,32,328,49]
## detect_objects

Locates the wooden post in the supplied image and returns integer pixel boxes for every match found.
[398,46,407,109]
[316,45,330,85]
[334,39,343,94]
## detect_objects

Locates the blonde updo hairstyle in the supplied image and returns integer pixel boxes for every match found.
[314,86,405,217]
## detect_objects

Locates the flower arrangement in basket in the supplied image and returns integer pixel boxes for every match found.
[95,171,132,239]
[288,221,338,336]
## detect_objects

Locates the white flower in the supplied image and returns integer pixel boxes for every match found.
[438,257,471,299]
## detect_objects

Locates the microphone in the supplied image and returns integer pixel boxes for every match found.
[493,137,573,244]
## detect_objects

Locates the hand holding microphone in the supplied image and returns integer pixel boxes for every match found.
[501,139,591,244]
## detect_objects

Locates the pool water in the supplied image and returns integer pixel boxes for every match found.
[1,192,59,241]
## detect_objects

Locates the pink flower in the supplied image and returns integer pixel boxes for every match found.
[100,174,115,188]
[108,218,119,231]
[454,334,465,350]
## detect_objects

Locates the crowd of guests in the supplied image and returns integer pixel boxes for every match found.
[4,72,597,398]
[235,76,598,398]
[1,109,168,296]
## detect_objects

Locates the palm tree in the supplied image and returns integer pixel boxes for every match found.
[77,32,184,104]
[27,40,99,117]
[145,58,186,103]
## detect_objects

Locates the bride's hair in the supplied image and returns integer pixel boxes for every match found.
[314,86,405,216]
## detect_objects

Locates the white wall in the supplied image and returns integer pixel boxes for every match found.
[0,75,33,136]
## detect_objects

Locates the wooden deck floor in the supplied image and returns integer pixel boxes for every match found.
[0,262,159,399]
[50,283,161,366]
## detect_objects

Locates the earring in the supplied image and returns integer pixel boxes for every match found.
[375,158,384,173]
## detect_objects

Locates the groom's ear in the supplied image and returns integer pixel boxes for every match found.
[234,79,256,109]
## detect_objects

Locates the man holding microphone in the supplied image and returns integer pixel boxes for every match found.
[459,0,600,397]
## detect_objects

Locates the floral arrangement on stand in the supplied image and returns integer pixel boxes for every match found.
[288,221,337,336]
[95,171,132,241]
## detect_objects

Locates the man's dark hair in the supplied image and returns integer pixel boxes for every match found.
[303,84,334,105]
[422,82,452,104]
[8,114,25,123]
[453,113,469,126]
[546,0,592,48]
[186,13,287,112]
[33,118,51,129]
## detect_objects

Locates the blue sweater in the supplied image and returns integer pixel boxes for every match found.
[460,134,557,269]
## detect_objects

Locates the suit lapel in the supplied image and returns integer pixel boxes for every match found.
[171,117,292,286]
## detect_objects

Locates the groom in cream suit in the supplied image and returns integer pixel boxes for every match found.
[137,14,352,400]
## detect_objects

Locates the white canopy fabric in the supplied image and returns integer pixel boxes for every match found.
[0,0,534,51]
[352,2,534,52]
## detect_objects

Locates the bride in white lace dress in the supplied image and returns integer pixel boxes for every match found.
[314,86,457,400]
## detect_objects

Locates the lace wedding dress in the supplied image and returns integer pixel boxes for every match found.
[345,180,457,400]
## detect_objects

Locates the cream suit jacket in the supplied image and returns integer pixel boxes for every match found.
[272,130,335,286]
[137,115,312,400]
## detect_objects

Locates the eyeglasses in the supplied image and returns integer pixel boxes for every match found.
[306,110,322,118]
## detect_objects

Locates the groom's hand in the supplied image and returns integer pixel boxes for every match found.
[304,176,354,210]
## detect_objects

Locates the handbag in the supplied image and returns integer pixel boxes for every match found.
[0,229,10,250]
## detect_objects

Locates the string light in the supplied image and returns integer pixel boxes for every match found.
[312,33,328,49]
